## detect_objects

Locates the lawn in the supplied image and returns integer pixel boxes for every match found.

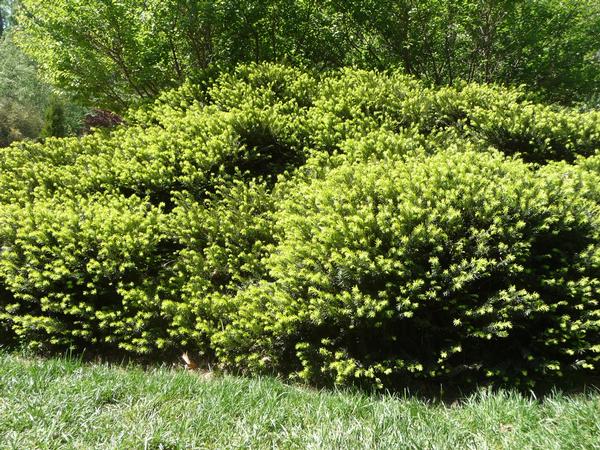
[0,353,598,449]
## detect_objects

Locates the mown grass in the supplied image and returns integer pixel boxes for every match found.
[0,352,598,449]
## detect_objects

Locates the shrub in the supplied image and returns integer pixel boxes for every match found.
[0,104,303,205]
[1,64,600,389]
[214,149,600,388]
[82,109,123,133]
[0,194,172,352]
[162,179,277,350]
[0,100,42,147]
[298,70,600,164]
[469,104,600,163]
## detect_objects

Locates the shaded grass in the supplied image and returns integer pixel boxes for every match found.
[0,352,599,449]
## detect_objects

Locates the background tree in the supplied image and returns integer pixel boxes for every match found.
[0,32,48,146]
[13,0,600,109]
[0,28,86,146]
[39,97,66,139]
[333,0,600,102]
[15,0,350,111]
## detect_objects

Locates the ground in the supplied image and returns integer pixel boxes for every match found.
[0,352,598,449]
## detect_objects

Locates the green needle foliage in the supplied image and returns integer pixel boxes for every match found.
[39,97,66,139]
[216,150,600,388]
[1,64,599,389]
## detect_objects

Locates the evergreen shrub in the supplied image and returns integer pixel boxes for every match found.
[1,64,599,387]
[213,150,600,387]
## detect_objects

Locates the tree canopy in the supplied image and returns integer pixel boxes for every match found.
[13,0,600,110]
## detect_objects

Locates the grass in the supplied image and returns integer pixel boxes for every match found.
[0,352,599,449]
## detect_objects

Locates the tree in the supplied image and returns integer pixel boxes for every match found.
[14,0,349,111]
[13,0,600,108]
[39,97,66,139]
[332,0,600,101]
[0,0,17,36]
[0,31,87,146]
[0,31,47,146]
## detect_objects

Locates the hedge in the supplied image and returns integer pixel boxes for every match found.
[214,150,600,387]
[1,64,599,388]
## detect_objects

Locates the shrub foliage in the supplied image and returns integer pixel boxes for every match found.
[1,64,599,387]
[215,151,600,387]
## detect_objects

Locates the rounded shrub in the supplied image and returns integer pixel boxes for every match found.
[1,64,600,390]
[469,104,600,164]
[207,63,319,110]
[0,104,304,206]
[0,193,172,353]
[162,179,277,350]
[298,69,600,164]
[214,149,600,388]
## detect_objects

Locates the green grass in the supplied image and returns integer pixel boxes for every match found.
[0,353,598,449]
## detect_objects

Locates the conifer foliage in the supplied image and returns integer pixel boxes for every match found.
[39,97,66,139]
[1,64,599,388]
